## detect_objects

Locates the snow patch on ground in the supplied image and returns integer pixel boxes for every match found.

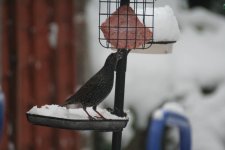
[162,102,184,114]
[185,83,225,150]
[153,102,185,119]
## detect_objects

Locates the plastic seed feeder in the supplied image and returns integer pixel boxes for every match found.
[146,107,191,150]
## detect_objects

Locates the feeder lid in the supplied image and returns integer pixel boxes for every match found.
[139,6,180,42]
[27,105,129,131]
[134,6,180,54]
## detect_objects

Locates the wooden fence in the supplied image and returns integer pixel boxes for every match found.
[0,0,81,149]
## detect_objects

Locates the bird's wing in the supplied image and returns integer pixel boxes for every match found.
[74,71,105,98]
[64,69,105,105]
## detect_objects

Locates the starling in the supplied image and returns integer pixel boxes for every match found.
[63,51,123,119]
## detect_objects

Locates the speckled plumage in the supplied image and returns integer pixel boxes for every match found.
[63,51,123,119]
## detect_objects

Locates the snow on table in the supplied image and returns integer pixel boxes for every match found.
[27,105,128,120]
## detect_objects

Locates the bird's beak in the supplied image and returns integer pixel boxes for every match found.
[116,51,123,61]
[114,51,123,71]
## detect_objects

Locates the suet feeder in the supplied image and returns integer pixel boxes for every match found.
[99,0,179,54]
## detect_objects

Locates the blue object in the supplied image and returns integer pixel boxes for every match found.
[147,110,191,150]
[0,89,4,137]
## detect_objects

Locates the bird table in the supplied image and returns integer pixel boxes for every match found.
[27,0,180,149]
[26,45,129,150]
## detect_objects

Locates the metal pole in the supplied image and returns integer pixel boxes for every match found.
[112,49,128,150]
[7,0,18,148]
[0,0,2,85]
[112,1,130,150]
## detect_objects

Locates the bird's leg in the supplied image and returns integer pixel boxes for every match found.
[83,107,95,120]
[93,106,106,119]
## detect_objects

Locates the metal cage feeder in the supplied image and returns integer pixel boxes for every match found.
[99,0,155,50]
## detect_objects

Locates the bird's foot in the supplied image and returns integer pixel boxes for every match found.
[93,110,107,120]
